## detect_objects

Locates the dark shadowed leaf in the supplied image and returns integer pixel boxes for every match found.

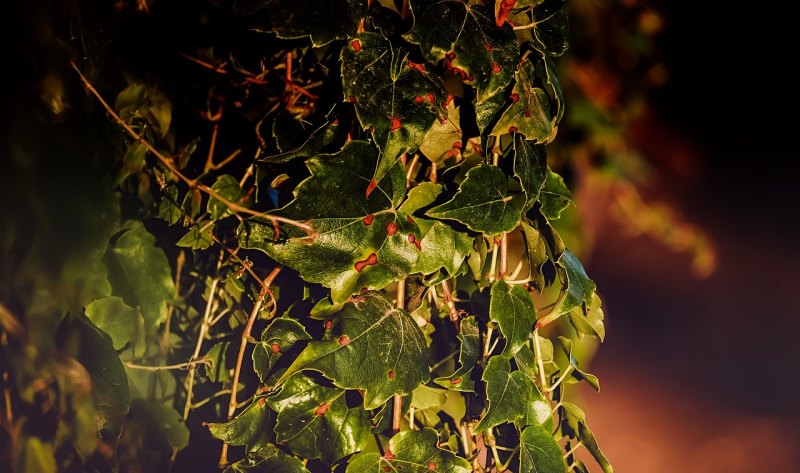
[252,317,312,385]
[267,374,370,464]
[223,444,309,473]
[513,136,548,213]
[540,168,573,220]
[530,0,569,57]
[129,399,189,451]
[208,397,275,452]
[435,316,480,392]
[492,62,553,142]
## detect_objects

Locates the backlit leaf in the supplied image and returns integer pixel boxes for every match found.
[84,296,146,355]
[540,169,572,220]
[223,444,309,473]
[491,62,553,142]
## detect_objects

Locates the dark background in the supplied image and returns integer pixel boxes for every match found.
[580,2,800,471]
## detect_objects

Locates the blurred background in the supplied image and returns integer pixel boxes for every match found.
[563,1,800,471]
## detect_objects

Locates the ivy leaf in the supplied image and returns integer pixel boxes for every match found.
[435,316,480,392]
[427,164,521,235]
[129,399,190,451]
[84,296,145,355]
[414,222,473,276]
[491,62,553,142]
[399,182,443,228]
[516,380,554,432]
[263,119,346,163]
[278,292,429,409]
[540,168,573,220]
[530,0,569,57]
[567,290,605,341]
[57,313,130,441]
[252,317,312,385]
[557,249,595,316]
[490,280,536,357]
[519,424,567,473]
[208,397,275,452]
[559,403,613,473]
[208,175,246,220]
[474,355,532,434]
[203,341,231,383]
[558,337,600,392]
[341,32,447,187]
[406,0,519,106]
[176,223,215,250]
[242,0,367,47]
[419,102,464,164]
[104,225,175,335]
[520,220,548,290]
[267,374,369,464]
[156,185,182,225]
[513,136,548,213]
[536,56,564,124]
[115,142,147,185]
[238,141,419,303]
[347,428,471,473]
[223,444,309,473]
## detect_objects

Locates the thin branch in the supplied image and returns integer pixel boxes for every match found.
[125,358,210,372]
[219,267,282,468]
[532,330,549,395]
[498,233,508,280]
[183,276,220,420]
[392,279,405,434]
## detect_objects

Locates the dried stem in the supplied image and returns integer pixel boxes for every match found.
[183,277,220,420]
[532,330,549,395]
[498,233,508,280]
[125,359,210,371]
[440,280,460,324]
[219,267,282,467]
[392,279,405,433]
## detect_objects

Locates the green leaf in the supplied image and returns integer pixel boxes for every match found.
[567,291,605,341]
[84,296,146,355]
[208,397,275,452]
[243,0,367,47]
[427,164,521,235]
[419,102,464,164]
[156,185,182,225]
[267,373,370,464]
[115,142,147,185]
[341,32,447,185]
[176,223,215,250]
[413,222,473,276]
[530,0,569,57]
[516,381,554,432]
[347,428,471,473]
[115,83,172,139]
[278,292,429,409]
[557,249,595,316]
[489,280,536,357]
[129,399,190,451]
[105,225,175,335]
[520,220,548,290]
[540,168,573,220]
[410,385,447,411]
[263,119,346,163]
[513,137,548,213]
[519,424,567,473]
[559,403,613,473]
[406,1,519,106]
[252,317,311,385]
[203,341,231,383]
[491,62,553,142]
[58,313,130,441]
[434,316,480,392]
[208,175,246,220]
[536,56,564,124]
[223,444,310,473]
[558,337,600,392]
[14,436,56,473]
[399,182,443,225]
[239,141,419,303]
[474,355,532,433]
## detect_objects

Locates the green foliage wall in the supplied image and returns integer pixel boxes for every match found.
[1,0,612,472]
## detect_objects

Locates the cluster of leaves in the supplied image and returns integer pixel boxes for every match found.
[1,0,614,472]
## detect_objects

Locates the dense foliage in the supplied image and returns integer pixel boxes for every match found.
[1,0,616,471]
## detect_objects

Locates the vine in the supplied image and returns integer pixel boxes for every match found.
[1,0,614,472]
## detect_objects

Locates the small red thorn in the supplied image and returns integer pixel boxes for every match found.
[349,95,357,103]
[366,179,378,197]
[389,116,402,132]
[351,39,362,52]
[338,335,350,346]
[524,109,532,118]
[325,319,333,330]
[428,462,437,470]
[511,93,520,103]
[270,343,281,354]
[415,96,425,103]
[425,93,435,103]
[509,126,518,133]
[314,402,330,416]
[363,214,375,225]
[354,253,378,272]
[388,370,395,380]
[386,221,398,236]
[450,377,461,384]
[491,63,501,73]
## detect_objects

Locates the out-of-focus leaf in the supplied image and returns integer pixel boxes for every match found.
[84,296,146,355]
[129,399,189,451]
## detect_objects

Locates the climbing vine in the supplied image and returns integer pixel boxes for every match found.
[1,0,614,472]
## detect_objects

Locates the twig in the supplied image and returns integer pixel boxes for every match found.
[498,233,508,280]
[440,280,460,324]
[183,277,220,420]
[532,330,549,395]
[70,62,315,237]
[125,359,210,372]
[392,279,405,434]
[219,267,282,467]
[406,153,420,186]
